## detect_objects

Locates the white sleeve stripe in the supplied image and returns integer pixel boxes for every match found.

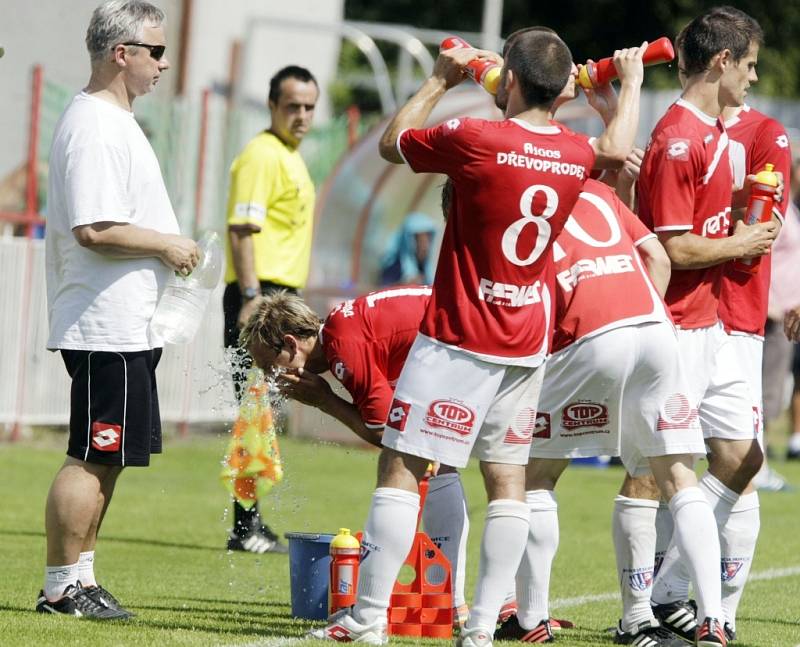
[634,233,657,246]
[772,205,785,224]
[396,128,411,166]
[654,225,693,232]
[364,422,385,429]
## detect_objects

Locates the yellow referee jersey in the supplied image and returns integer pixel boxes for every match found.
[224,131,316,287]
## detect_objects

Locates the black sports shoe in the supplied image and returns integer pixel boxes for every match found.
[723,622,736,642]
[82,583,135,618]
[494,615,554,643]
[227,524,289,554]
[35,583,128,619]
[696,617,727,646]
[652,600,698,643]
[613,619,685,646]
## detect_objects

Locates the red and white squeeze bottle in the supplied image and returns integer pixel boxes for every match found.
[440,36,502,95]
[733,163,780,274]
[577,36,675,88]
[329,528,361,613]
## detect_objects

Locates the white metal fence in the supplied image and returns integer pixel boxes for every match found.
[0,237,237,430]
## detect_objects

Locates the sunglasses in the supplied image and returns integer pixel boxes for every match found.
[120,42,166,61]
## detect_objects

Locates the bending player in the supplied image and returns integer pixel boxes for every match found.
[310,30,644,647]
[239,287,471,626]
[637,8,778,646]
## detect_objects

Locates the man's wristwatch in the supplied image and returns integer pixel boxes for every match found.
[241,286,260,301]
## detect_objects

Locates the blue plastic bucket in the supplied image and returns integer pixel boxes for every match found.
[286,532,335,620]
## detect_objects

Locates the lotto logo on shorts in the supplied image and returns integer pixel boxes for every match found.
[386,399,411,432]
[424,399,476,436]
[504,407,536,444]
[532,412,551,439]
[561,402,608,429]
[657,393,699,431]
[90,421,122,452]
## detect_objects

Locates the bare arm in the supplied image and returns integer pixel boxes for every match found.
[379,47,493,163]
[636,236,671,297]
[228,224,263,327]
[278,368,382,447]
[589,43,646,169]
[73,222,198,272]
[658,219,778,270]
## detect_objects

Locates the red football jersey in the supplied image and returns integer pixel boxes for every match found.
[322,286,431,428]
[398,117,595,365]
[551,179,669,352]
[638,99,733,329]
[719,105,792,336]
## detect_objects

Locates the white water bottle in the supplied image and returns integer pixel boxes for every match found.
[149,231,223,344]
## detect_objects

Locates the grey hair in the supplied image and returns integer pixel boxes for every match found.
[85,0,165,62]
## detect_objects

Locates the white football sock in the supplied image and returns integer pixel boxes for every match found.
[44,562,79,601]
[668,486,722,621]
[612,496,659,632]
[516,490,559,629]
[720,491,760,631]
[353,487,420,626]
[422,473,469,608]
[466,499,529,633]
[654,501,673,578]
[78,550,97,587]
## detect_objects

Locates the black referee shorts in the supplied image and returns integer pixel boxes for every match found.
[61,349,163,467]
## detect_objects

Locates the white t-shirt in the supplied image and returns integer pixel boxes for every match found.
[46,92,180,351]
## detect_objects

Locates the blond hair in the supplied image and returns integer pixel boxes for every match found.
[239,290,322,351]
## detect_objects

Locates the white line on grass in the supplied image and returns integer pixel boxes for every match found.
[227,565,800,646]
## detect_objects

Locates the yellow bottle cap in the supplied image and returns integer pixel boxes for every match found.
[577,65,593,89]
[331,528,361,549]
[483,66,501,94]
[754,163,779,186]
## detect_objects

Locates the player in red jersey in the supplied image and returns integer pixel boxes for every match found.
[239,287,472,624]
[493,177,714,647]
[637,8,778,646]
[310,30,645,647]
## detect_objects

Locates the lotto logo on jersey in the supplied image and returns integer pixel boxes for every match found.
[90,421,122,452]
[504,407,536,445]
[561,401,609,429]
[386,399,411,432]
[657,393,699,431]
[776,134,789,148]
[446,118,461,130]
[424,399,476,436]
[666,138,690,161]
[701,208,731,237]
[532,412,551,439]
[478,278,543,307]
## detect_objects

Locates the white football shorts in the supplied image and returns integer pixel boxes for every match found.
[382,334,544,468]
[530,321,706,477]
[678,322,756,441]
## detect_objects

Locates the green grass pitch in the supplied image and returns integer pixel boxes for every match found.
[1,432,799,646]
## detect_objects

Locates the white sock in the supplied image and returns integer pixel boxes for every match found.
[612,496,659,632]
[78,550,97,588]
[788,433,800,453]
[466,499,529,633]
[516,490,559,629]
[720,491,760,631]
[654,501,673,578]
[422,473,469,608]
[353,487,420,626]
[652,473,739,606]
[44,563,79,601]
[668,487,722,621]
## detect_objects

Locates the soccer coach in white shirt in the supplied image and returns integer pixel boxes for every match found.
[37,0,198,619]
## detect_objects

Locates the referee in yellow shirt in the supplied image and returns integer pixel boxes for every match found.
[223,65,319,553]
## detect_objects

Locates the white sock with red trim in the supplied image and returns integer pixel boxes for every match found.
[720,491,760,631]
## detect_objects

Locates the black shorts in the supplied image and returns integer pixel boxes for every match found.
[61,349,163,467]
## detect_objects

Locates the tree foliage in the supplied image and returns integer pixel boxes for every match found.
[343,0,800,100]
